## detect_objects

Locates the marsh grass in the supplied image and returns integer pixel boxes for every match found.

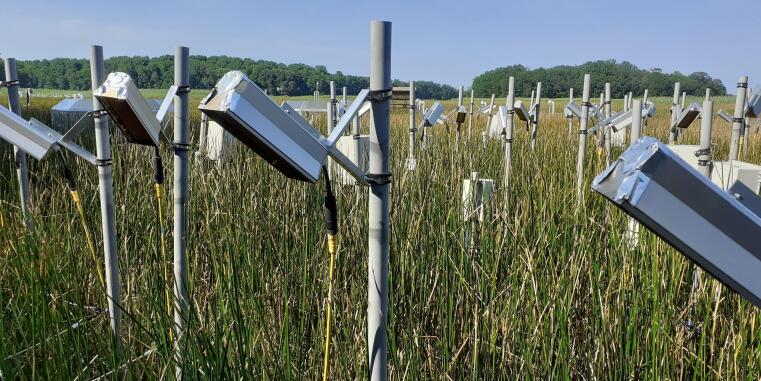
[0,92,759,379]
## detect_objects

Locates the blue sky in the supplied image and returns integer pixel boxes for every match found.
[3,0,759,92]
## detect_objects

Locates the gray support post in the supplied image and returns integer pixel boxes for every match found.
[329,81,337,133]
[625,99,644,247]
[406,80,416,171]
[196,113,209,158]
[604,83,612,165]
[631,99,642,143]
[530,82,541,150]
[342,86,347,105]
[643,89,649,104]
[705,88,711,101]
[669,82,681,144]
[483,94,495,147]
[698,100,714,178]
[576,74,591,207]
[680,92,686,110]
[458,86,463,108]
[623,94,628,112]
[172,46,191,379]
[729,76,748,160]
[367,20,391,381]
[567,88,574,139]
[628,91,633,109]
[467,89,474,141]
[742,88,752,161]
[4,59,32,231]
[90,45,121,339]
[530,90,535,111]
[503,77,515,208]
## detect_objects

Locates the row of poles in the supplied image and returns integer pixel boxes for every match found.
[2,21,392,381]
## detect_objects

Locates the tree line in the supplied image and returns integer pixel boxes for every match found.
[471,60,727,99]
[0,56,459,99]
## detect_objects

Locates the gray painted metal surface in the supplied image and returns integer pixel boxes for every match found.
[672,102,701,129]
[729,76,749,160]
[93,72,162,146]
[576,74,591,206]
[4,58,32,230]
[747,87,761,117]
[669,82,681,144]
[172,47,190,380]
[503,77,516,208]
[592,137,761,308]
[90,45,121,340]
[367,20,391,381]
[530,82,541,150]
[423,102,444,126]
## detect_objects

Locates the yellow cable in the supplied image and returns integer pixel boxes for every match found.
[322,234,337,381]
[70,190,105,289]
[155,183,174,338]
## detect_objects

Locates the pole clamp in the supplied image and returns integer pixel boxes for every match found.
[0,80,19,88]
[172,143,191,152]
[694,148,711,157]
[176,85,192,94]
[353,134,361,140]
[366,88,393,103]
[505,138,514,143]
[732,117,745,123]
[581,101,593,108]
[91,110,109,119]
[506,110,515,115]
[408,104,415,110]
[96,158,113,167]
[365,172,393,185]
[738,82,748,89]
[579,130,588,135]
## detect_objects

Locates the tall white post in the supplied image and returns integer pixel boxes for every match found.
[576,74,591,207]
[483,94,495,147]
[368,20,391,381]
[3,59,32,231]
[406,81,416,171]
[467,89,474,141]
[90,45,122,341]
[530,82,541,150]
[729,76,748,160]
[567,88,574,139]
[604,83,612,165]
[503,77,515,208]
[172,46,191,379]
[669,82,681,144]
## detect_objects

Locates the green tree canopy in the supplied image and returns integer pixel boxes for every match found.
[471,59,727,98]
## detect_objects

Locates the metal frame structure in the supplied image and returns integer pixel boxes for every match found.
[592,137,761,308]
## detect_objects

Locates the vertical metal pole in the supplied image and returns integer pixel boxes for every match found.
[631,99,642,143]
[669,82,681,144]
[698,100,714,178]
[729,76,748,161]
[530,82,541,151]
[628,91,633,110]
[705,88,711,101]
[458,86,463,108]
[483,94,495,147]
[406,80,416,171]
[576,74,591,207]
[742,88,752,161]
[623,94,628,112]
[567,88,574,139]
[643,89,649,104]
[604,83,611,165]
[368,20,391,381]
[680,92,686,110]
[172,46,191,379]
[328,81,337,133]
[195,113,208,158]
[467,89,474,141]
[625,99,644,246]
[90,45,121,339]
[529,90,535,112]
[503,77,515,208]
[4,59,32,231]
[342,86,347,106]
